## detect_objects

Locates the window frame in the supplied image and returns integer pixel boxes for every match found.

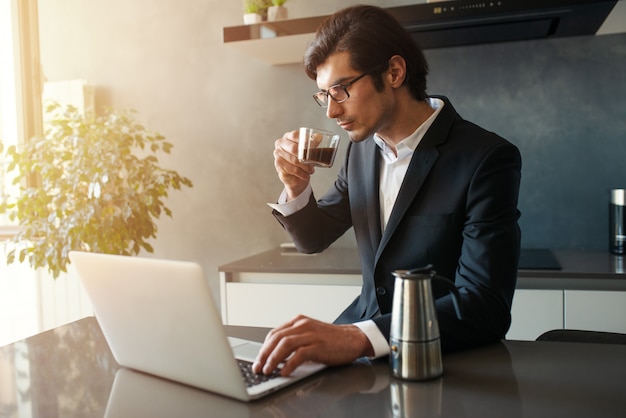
[0,0,42,237]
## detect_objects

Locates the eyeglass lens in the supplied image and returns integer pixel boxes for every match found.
[313,73,369,107]
[315,86,348,106]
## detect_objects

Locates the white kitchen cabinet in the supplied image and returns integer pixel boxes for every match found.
[506,289,564,341]
[223,281,361,327]
[219,248,363,327]
[564,290,626,333]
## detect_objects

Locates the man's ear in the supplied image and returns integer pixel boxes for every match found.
[387,55,407,88]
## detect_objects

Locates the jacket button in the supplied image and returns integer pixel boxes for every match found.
[376,286,387,295]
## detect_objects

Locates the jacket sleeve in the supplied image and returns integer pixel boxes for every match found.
[272,144,355,254]
[434,142,521,351]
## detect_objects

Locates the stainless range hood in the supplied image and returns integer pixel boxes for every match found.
[388,0,622,49]
[223,0,625,65]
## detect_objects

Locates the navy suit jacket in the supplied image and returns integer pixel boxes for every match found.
[273,97,521,351]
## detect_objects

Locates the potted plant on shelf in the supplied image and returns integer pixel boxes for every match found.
[0,102,193,278]
[243,0,269,24]
[268,0,288,21]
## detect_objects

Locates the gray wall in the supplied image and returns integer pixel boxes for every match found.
[37,0,626,299]
[425,34,626,251]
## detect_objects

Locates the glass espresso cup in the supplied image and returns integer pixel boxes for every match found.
[298,127,341,168]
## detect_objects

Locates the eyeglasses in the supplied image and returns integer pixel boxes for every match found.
[312,73,369,107]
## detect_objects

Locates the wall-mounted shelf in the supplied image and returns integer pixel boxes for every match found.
[223,15,328,65]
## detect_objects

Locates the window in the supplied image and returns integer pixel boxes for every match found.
[0,0,42,232]
[0,0,18,226]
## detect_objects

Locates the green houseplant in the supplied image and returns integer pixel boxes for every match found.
[0,102,193,278]
[243,0,264,14]
[243,0,271,23]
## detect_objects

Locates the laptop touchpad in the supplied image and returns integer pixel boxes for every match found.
[229,338,262,361]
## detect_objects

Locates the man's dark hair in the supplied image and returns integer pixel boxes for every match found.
[303,5,429,101]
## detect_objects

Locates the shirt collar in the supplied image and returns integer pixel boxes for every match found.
[373,97,444,156]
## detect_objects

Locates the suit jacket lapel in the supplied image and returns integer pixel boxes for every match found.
[375,146,438,261]
[375,97,456,262]
[363,140,382,256]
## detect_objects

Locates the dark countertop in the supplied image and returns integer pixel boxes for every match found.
[2,316,625,417]
[219,247,626,291]
[518,250,625,290]
[219,246,362,275]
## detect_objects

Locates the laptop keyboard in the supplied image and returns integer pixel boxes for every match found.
[237,360,282,387]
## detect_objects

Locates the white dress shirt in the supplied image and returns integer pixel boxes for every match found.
[269,98,444,358]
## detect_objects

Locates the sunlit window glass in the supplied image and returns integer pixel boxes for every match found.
[0,0,20,226]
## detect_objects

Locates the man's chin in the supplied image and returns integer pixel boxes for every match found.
[346,131,370,143]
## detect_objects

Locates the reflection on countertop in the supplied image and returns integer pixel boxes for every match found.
[2,317,626,417]
[0,318,117,418]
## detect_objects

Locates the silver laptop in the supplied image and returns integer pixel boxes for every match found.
[69,251,325,402]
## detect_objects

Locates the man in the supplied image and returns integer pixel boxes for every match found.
[253,5,521,377]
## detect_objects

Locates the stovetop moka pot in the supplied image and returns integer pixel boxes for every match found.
[390,265,462,380]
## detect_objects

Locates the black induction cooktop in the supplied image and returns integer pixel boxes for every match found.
[519,249,562,270]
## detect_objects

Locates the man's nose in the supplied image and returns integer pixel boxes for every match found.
[326,99,342,119]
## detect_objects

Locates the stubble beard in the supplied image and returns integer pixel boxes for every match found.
[344,124,376,143]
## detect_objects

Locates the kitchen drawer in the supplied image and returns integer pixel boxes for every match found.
[565,290,626,333]
[507,289,564,341]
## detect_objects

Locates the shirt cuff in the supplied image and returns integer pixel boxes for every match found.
[353,320,390,359]
[266,184,312,217]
